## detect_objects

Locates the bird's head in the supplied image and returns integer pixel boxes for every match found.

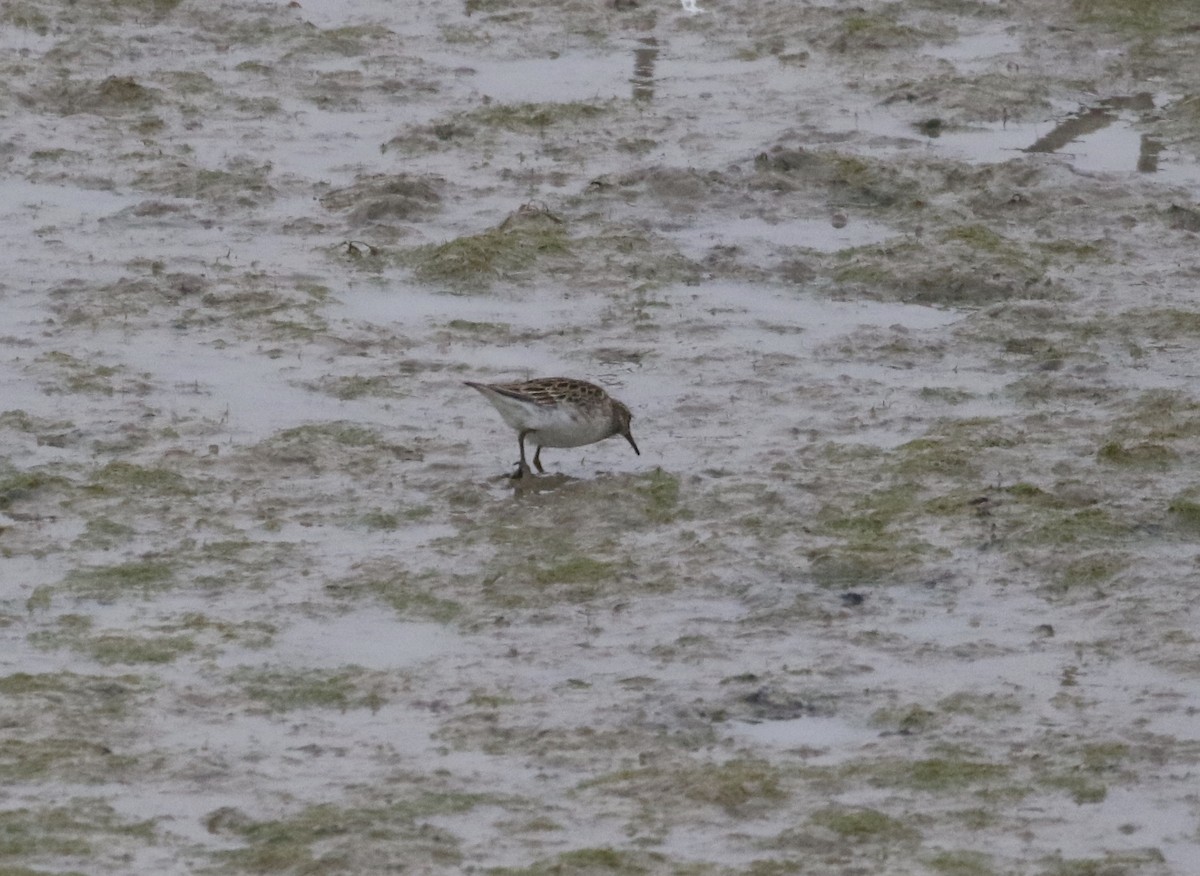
[611,401,640,456]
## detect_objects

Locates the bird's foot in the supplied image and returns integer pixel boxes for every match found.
[510,460,534,479]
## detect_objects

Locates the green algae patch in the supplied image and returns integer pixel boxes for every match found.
[488,848,678,875]
[169,612,276,647]
[484,543,641,605]
[392,203,699,292]
[832,12,929,52]
[61,560,175,600]
[870,704,939,735]
[943,224,1012,253]
[829,223,1061,305]
[1118,308,1200,343]
[461,99,613,132]
[895,438,979,479]
[1168,498,1200,532]
[0,409,75,438]
[927,850,997,876]
[1037,850,1169,876]
[29,75,163,117]
[218,794,488,873]
[357,509,400,530]
[405,206,571,288]
[937,691,1023,719]
[1048,553,1130,596]
[809,482,931,587]
[1040,772,1108,805]
[1036,741,1130,805]
[584,757,786,816]
[807,544,928,588]
[0,799,156,864]
[636,468,683,522]
[1004,482,1097,510]
[475,475,679,606]
[852,756,1010,792]
[326,566,463,623]
[35,351,151,397]
[810,806,919,841]
[1021,506,1130,547]
[87,633,196,665]
[532,555,617,588]
[0,738,139,783]
[755,149,922,210]
[303,374,405,400]
[30,616,196,664]
[251,421,421,475]
[0,466,73,510]
[88,461,193,496]
[134,159,275,206]
[1073,0,1194,35]
[269,422,385,448]
[73,517,136,550]
[815,483,921,537]
[1096,440,1178,470]
[0,671,151,723]
[230,666,391,713]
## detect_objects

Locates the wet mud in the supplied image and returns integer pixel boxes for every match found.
[2,0,1200,873]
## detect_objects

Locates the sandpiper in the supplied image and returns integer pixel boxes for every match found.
[464,377,640,477]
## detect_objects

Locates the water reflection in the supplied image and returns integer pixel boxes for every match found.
[1137,136,1164,173]
[1025,106,1115,154]
[631,37,658,102]
[1024,93,1162,173]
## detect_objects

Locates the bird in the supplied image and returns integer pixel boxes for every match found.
[464,377,640,478]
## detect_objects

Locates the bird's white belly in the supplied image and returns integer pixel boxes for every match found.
[522,406,611,448]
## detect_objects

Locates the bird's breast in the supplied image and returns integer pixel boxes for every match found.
[529,406,613,448]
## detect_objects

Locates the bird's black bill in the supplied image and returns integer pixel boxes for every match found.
[624,433,640,455]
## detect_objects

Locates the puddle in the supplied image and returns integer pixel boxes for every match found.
[730,715,879,760]
[923,27,1021,71]
[1038,786,1200,871]
[665,215,896,258]
[933,94,1196,182]
[0,180,141,224]
[1020,94,1168,175]
[443,54,636,104]
[678,280,960,338]
[851,91,1200,185]
[0,28,57,56]
[444,37,663,105]
[105,787,254,847]
[19,329,372,446]
[222,611,461,670]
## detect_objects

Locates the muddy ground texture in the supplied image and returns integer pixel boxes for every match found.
[3,0,1200,873]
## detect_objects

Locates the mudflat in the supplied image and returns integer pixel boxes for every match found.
[2,1,1199,873]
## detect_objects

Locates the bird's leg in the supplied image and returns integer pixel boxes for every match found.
[532,445,545,474]
[513,430,534,479]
